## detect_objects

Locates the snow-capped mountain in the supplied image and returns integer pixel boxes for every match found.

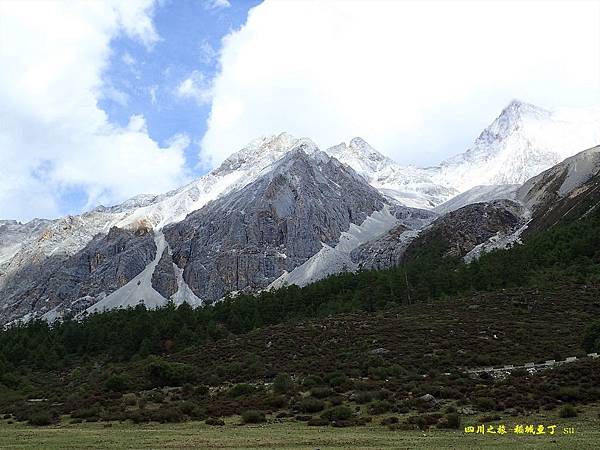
[0,145,410,323]
[4,98,597,269]
[1,100,599,323]
[352,144,600,271]
[0,135,315,287]
[0,219,52,275]
[327,138,456,209]
[431,100,600,192]
[324,100,600,208]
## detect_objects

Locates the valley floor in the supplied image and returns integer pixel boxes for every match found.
[0,412,598,450]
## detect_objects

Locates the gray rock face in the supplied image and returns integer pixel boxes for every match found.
[352,224,412,270]
[351,206,436,270]
[164,149,386,301]
[0,218,53,274]
[0,226,155,324]
[353,200,523,270]
[0,219,52,250]
[392,206,438,229]
[151,248,178,298]
[516,146,600,237]
[403,200,524,260]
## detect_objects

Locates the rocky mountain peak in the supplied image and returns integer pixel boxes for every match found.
[265,146,330,178]
[434,100,600,191]
[474,99,550,149]
[329,137,389,165]
[327,138,395,181]
[213,132,318,176]
[163,141,387,302]
[502,99,548,118]
[348,137,387,160]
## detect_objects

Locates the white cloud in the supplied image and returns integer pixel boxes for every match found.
[101,84,130,106]
[113,0,160,49]
[205,0,231,11]
[0,0,189,221]
[199,40,218,65]
[201,0,600,168]
[176,70,213,104]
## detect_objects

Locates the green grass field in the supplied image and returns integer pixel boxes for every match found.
[0,414,598,450]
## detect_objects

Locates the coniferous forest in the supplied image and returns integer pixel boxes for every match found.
[2,206,599,371]
[0,202,599,430]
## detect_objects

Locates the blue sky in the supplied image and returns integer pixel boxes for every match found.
[99,0,261,173]
[0,0,598,221]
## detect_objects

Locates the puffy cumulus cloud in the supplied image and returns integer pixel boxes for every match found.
[201,0,600,167]
[0,0,189,221]
[176,70,213,105]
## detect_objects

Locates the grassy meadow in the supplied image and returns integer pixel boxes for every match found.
[1,409,598,450]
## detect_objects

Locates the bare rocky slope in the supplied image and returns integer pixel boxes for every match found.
[352,145,600,271]
[163,148,388,301]
[353,200,524,270]
[517,145,600,236]
[0,227,157,324]
[0,147,403,323]
[0,102,598,323]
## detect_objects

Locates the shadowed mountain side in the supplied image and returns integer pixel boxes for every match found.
[0,227,156,324]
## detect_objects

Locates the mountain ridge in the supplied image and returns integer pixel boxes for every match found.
[1,100,599,323]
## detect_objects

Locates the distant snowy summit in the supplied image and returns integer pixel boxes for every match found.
[327,137,456,209]
[214,99,600,210]
[432,100,600,192]
[77,99,600,229]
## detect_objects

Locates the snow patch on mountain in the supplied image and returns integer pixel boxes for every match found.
[116,170,248,230]
[517,145,600,210]
[163,238,203,307]
[269,205,399,288]
[83,229,207,314]
[327,138,456,209]
[464,220,531,263]
[434,185,519,215]
[170,263,203,307]
[85,232,169,314]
